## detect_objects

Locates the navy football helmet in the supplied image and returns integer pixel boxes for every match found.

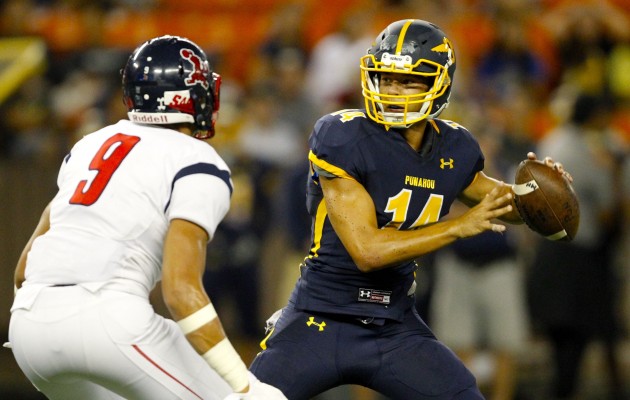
[122,35,221,139]
[360,19,456,127]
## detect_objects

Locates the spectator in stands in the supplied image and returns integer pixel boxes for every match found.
[304,7,376,113]
[431,131,531,400]
[528,92,625,400]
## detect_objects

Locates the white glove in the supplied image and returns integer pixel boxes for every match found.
[264,309,283,334]
[223,372,287,400]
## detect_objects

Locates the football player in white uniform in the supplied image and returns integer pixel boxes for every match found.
[9,36,286,400]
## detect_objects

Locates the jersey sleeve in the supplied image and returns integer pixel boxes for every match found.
[452,123,485,191]
[308,114,365,182]
[166,158,233,241]
[56,153,70,189]
[463,153,484,191]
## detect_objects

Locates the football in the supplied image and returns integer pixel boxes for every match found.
[513,159,580,241]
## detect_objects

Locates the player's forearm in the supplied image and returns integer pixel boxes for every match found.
[352,185,515,272]
[163,276,209,320]
[162,219,249,392]
[163,278,226,350]
[15,202,52,288]
[15,249,28,289]
[349,220,461,272]
[162,246,228,355]
[164,275,250,392]
[461,177,523,224]
[170,293,250,392]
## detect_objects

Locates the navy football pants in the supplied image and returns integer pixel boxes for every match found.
[250,304,484,400]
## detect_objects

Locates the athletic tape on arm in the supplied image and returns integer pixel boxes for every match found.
[202,338,249,392]
[177,303,217,335]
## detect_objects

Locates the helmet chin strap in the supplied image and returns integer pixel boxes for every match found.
[380,111,425,128]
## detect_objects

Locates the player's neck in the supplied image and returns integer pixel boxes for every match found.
[400,120,428,152]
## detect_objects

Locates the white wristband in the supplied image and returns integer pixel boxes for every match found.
[177,303,217,335]
[202,338,249,392]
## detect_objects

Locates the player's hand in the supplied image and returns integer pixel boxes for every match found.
[527,152,573,183]
[455,185,513,238]
[223,372,287,400]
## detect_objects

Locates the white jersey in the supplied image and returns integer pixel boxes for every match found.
[15,120,231,306]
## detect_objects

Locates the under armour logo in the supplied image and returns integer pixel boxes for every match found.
[359,290,371,299]
[440,158,454,169]
[306,317,326,331]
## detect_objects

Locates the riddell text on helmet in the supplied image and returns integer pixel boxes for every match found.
[130,114,170,123]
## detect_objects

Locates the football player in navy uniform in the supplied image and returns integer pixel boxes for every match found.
[249,19,568,399]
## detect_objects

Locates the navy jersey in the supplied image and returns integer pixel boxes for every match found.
[291,109,484,322]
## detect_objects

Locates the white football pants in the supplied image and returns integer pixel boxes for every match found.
[9,285,232,400]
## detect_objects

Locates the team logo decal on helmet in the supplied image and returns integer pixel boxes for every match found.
[159,90,193,114]
[431,37,456,70]
[181,49,209,89]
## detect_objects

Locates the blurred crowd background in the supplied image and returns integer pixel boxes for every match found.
[0,0,629,399]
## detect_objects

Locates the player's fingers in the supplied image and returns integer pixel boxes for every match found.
[482,188,512,211]
[491,223,506,233]
[564,171,573,183]
[490,191,513,208]
[483,188,498,202]
[527,151,537,160]
[491,203,513,218]
[485,182,504,199]
[553,162,574,182]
